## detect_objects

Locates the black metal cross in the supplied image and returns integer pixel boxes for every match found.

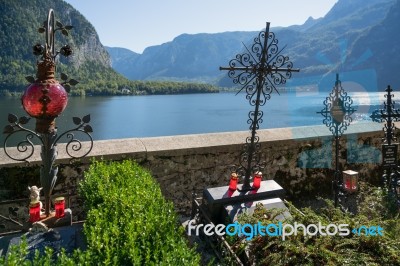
[370,85,400,145]
[220,22,299,191]
[317,74,356,207]
[370,85,400,203]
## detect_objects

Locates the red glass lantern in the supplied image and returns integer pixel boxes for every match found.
[29,200,41,222]
[229,173,238,191]
[54,197,65,218]
[342,170,358,193]
[22,83,68,118]
[253,171,262,189]
[21,58,68,133]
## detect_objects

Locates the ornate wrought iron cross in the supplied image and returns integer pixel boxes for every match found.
[370,85,400,145]
[317,74,355,207]
[370,85,400,202]
[220,22,299,191]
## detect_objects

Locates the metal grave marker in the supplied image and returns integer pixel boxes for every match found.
[220,22,299,191]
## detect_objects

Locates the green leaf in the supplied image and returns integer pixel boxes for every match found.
[65,25,73,30]
[61,29,69,36]
[56,21,63,28]
[60,73,68,81]
[83,125,93,133]
[38,27,45,33]
[3,125,14,134]
[25,76,35,83]
[82,114,91,123]
[69,79,79,86]
[72,117,81,125]
[8,114,17,123]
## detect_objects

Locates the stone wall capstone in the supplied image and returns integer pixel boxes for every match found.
[0,122,394,224]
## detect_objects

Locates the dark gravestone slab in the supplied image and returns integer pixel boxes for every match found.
[6,223,85,260]
[224,198,291,222]
[203,180,285,222]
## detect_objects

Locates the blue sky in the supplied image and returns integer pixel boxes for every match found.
[63,0,338,53]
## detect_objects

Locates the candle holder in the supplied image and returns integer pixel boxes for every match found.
[29,200,41,223]
[342,170,358,193]
[54,197,65,218]
[253,172,262,189]
[229,173,238,191]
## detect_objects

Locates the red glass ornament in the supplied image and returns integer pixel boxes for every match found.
[54,197,65,218]
[253,172,262,189]
[229,173,238,191]
[22,83,68,118]
[29,200,41,223]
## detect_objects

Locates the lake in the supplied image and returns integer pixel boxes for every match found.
[0,91,392,146]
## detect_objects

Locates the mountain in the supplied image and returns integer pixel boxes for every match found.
[276,0,397,87]
[0,0,134,95]
[344,0,400,90]
[109,32,257,83]
[105,47,140,79]
[107,0,398,90]
[0,0,221,96]
[287,16,322,32]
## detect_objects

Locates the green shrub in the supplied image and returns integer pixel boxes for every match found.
[232,183,400,266]
[1,160,200,265]
[79,160,200,265]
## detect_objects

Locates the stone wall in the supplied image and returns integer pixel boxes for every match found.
[0,122,394,219]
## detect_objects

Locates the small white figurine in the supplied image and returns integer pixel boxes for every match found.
[28,185,43,212]
[29,221,50,234]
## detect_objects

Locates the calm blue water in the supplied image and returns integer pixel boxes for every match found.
[0,91,393,146]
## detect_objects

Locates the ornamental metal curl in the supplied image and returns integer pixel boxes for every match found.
[3,114,41,162]
[55,115,94,159]
[220,22,299,191]
[3,114,93,161]
[370,85,400,145]
[317,77,355,138]
[317,74,356,207]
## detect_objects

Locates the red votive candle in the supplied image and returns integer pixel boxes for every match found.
[29,200,41,223]
[229,173,238,191]
[253,171,262,189]
[55,197,65,218]
[345,179,351,190]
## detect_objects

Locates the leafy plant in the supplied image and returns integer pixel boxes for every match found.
[232,183,400,265]
[1,160,200,265]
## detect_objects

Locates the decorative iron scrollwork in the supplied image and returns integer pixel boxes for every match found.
[370,85,400,205]
[317,74,356,207]
[3,114,93,162]
[318,79,355,137]
[220,22,299,191]
[3,114,40,162]
[55,115,93,159]
[370,85,400,144]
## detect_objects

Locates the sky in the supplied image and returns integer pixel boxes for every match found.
[63,0,338,54]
